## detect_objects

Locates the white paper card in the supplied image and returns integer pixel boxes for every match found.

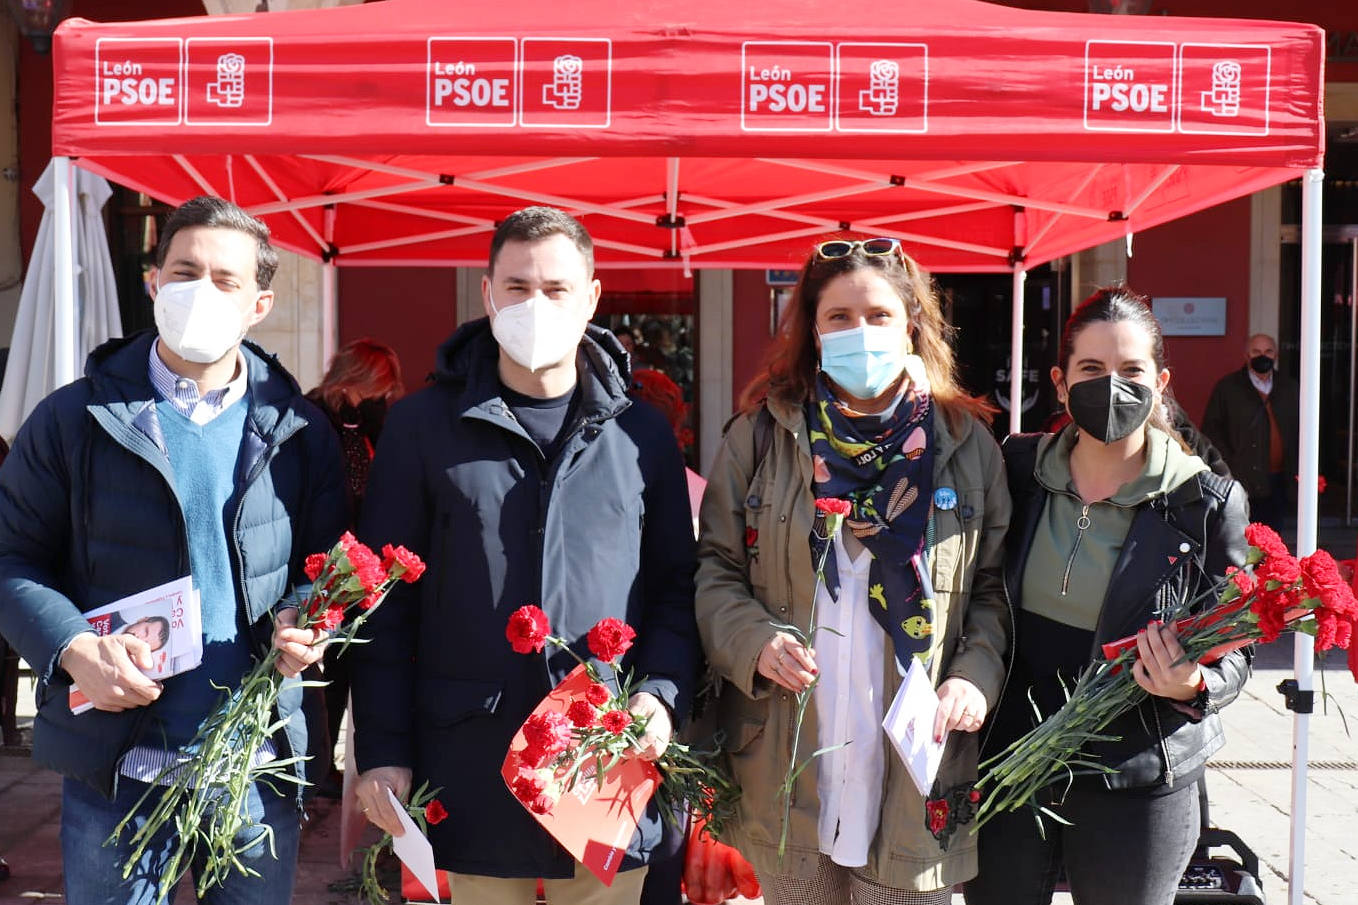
[386,788,440,903]
[882,657,946,797]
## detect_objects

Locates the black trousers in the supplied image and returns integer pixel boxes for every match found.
[963,777,1200,905]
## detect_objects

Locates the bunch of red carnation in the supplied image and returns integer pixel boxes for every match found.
[503,607,644,814]
[300,531,425,644]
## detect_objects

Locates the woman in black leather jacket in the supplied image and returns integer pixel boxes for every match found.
[964,287,1251,905]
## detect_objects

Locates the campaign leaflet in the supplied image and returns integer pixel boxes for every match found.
[69,576,201,714]
[882,656,947,798]
[500,666,660,886]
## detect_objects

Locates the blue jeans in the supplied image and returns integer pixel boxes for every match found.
[61,775,300,905]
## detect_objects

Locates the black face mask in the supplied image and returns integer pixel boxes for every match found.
[339,397,388,441]
[1250,354,1275,375]
[1065,374,1155,444]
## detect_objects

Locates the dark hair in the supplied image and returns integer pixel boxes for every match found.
[1059,285,1186,447]
[488,206,594,275]
[739,240,994,429]
[314,338,404,412]
[130,615,171,649]
[155,196,279,289]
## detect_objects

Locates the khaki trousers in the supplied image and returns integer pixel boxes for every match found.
[450,867,649,905]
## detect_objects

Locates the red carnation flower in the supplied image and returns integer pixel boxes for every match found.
[382,543,427,584]
[1226,566,1257,597]
[601,709,633,734]
[584,682,612,708]
[507,605,552,654]
[519,744,547,770]
[319,604,346,631]
[358,591,382,611]
[338,531,359,552]
[587,617,637,663]
[1255,553,1302,590]
[926,798,950,835]
[745,526,758,549]
[522,712,573,759]
[814,497,852,517]
[304,553,328,583]
[567,699,599,728]
[424,799,448,825]
[1245,523,1289,561]
[968,789,981,804]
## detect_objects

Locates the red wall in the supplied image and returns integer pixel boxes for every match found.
[731,270,778,412]
[1126,197,1253,425]
[337,268,459,392]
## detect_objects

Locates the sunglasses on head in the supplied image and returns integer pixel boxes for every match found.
[814,237,903,260]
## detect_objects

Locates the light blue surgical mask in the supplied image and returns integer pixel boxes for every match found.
[818,324,908,399]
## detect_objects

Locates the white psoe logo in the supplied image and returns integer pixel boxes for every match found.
[1200,60,1241,118]
[206,52,246,108]
[543,54,584,110]
[859,59,900,116]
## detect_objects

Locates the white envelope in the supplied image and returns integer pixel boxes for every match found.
[387,788,440,903]
[882,657,947,797]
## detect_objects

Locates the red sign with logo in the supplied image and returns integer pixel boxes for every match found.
[835,43,927,133]
[520,38,611,128]
[185,37,273,126]
[95,37,182,126]
[427,37,517,127]
[1178,43,1270,136]
[742,41,833,133]
[1084,40,1175,133]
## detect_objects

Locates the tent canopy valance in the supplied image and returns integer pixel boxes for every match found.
[49,0,1324,272]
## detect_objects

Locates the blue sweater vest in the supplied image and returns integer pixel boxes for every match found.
[142,397,254,752]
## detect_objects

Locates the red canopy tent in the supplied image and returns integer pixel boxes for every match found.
[46,1,1327,899]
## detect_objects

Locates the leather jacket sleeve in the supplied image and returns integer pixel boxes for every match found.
[1193,477,1253,716]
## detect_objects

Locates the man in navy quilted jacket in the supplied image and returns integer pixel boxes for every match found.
[0,196,346,905]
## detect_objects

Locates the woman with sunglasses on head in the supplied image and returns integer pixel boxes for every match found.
[695,237,1012,904]
[963,287,1250,905]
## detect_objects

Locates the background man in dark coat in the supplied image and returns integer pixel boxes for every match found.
[350,207,699,905]
[1201,333,1299,531]
[0,196,346,904]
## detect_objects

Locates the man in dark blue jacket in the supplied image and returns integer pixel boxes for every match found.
[0,196,346,905]
[351,206,699,904]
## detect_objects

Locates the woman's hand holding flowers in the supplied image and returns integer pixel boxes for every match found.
[756,631,818,692]
[1131,621,1204,702]
[627,691,674,760]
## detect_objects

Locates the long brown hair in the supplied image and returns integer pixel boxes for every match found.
[739,240,994,429]
[314,338,404,412]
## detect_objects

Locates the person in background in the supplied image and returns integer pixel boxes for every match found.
[630,369,703,534]
[304,339,404,797]
[696,236,1012,904]
[1200,333,1298,532]
[965,287,1251,905]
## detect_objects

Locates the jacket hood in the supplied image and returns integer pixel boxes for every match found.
[433,317,633,408]
[1035,424,1209,506]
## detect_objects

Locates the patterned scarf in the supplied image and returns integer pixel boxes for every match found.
[808,373,935,670]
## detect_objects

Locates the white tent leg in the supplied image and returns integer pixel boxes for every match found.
[322,205,338,366]
[52,157,77,387]
[1288,165,1323,905]
[1008,265,1026,435]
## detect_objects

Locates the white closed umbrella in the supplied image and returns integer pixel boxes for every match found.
[0,159,122,441]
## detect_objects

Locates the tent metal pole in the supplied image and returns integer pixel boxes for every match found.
[52,157,77,388]
[1289,165,1323,905]
[1009,265,1026,435]
[1347,236,1357,527]
[321,205,338,367]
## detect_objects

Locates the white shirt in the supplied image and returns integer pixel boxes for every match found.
[148,342,248,425]
[813,534,888,867]
[1248,367,1274,396]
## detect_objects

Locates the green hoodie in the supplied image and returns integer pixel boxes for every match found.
[1022,425,1209,631]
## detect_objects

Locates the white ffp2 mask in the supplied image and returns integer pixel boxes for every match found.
[154,277,248,364]
[488,289,584,372]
